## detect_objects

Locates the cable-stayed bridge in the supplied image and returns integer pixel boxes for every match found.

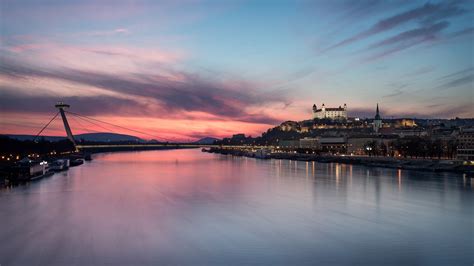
[32,102,228,151]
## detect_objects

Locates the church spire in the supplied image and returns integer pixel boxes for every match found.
[373,103,382,133]
[375,103,381,120]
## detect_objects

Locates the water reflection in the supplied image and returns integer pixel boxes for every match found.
[0,149,472,266]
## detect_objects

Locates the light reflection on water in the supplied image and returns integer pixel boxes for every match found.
[0,149,472,265]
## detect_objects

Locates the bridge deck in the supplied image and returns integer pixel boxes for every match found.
[76,144,272,149]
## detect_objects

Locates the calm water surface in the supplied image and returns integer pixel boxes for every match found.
[0,149,472,265]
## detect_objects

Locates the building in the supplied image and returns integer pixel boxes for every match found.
[278,140,300,149]
[319,137,347,153]
[312,103,347,120]
[390,118,417,128]
[373,103,382,133]
[232,133,246,139]
[279,121,300,132]
[299,137,320,149]
[394,128,427,137]
[347,136,397,155]
[457,128,474,162]
[299,126,310,133]
[226,133,247,144]
[347,137,376,155]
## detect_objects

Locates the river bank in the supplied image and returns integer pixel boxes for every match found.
[204,147,474,174]
[0,146,197,187]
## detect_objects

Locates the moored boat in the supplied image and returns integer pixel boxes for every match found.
[70,158,84,167]
[9,158,50,182]
[255,148,271,159]
[50,159,70,172]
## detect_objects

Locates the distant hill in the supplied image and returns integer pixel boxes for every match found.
[194,137,220,145]
[2,134,67,142]
[3,133,144,142]
[75,133,144,142]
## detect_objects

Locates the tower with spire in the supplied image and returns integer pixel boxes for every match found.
[373,103,382,133]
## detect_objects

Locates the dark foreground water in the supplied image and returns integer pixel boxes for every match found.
[0,149,472,266]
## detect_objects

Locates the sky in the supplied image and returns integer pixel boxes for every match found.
[0,0,473,141]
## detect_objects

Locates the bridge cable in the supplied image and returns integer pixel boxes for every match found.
[68,115,104,134]
[65,111,176,142]
[68,113,118,134]
[33,111,60,142]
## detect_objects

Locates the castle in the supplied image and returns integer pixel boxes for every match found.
[312,103,347,120]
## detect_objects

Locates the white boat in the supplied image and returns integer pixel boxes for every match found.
[50,159,70,172]
[255,149,271,159]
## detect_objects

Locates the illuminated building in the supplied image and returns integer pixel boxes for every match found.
[312,103,347,120]
[457,128,474,161]
[299,137,320,149]
[393,119,416,128]
[279,121,300,132]
[278,140,300,149]
[347,135,397,155]
[319,137,347,153]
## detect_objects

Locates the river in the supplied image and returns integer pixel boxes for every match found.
[0,149,472,265]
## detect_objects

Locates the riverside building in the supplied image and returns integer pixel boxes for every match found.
[457,128,474,162]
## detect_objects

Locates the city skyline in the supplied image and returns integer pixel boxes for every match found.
[1,0,473,140]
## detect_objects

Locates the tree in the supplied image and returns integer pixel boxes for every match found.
[379,142,388,156]
[430,139,443,159]
[364,140,378,156]
[446,139,458,159]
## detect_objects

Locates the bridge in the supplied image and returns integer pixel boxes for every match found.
[33,103,263,152]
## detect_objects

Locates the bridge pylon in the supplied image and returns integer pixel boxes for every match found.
[55,102,77,147]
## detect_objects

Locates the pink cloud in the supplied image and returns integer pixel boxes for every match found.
[2,40,185,75]
[82,28,131,37]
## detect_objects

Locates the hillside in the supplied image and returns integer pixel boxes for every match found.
[194,137,220,144]
[3,133,144,142]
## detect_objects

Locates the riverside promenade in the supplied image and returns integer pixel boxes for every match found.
[204,147,474,174]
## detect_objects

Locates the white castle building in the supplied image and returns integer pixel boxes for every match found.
[312,103,347,120]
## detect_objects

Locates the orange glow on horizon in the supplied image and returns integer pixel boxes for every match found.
[0,112,277,141]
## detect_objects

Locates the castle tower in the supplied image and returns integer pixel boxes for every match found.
[373,103,382,133]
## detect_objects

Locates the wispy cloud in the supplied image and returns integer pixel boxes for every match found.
[369,21,449,49]
[360,22,450,62]
[437,67,474,81]
[81,28,131,37]
[383,89,404,98]
[401,66,435,78]
[435,67,474,90]
[447,27,474,38]
[390,103,474,118]
[363,38,429,62]
[324,2,467,52]
[1,41,185,76]
[439,74,474,89]
[0,55,285,125]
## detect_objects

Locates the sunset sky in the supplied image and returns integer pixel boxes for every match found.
[1,0,473,141]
